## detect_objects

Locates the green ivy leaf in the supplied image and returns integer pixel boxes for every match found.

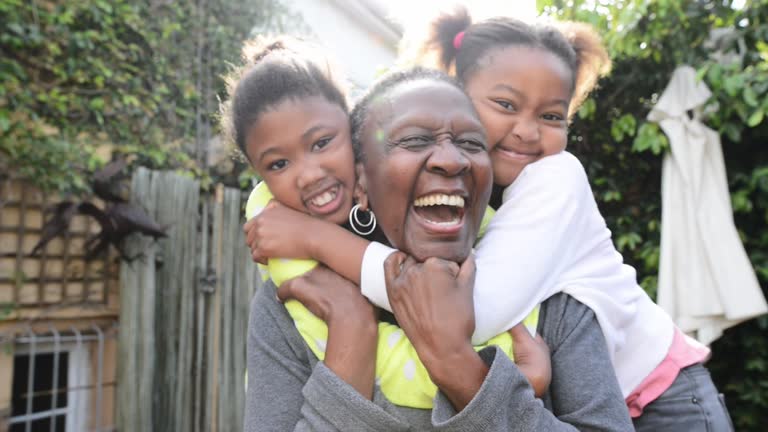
[748,109,764,128]
[732,189,754,213]
[633,122,668,154]
[724,74,745,97]
[611,114,637,141]
[744,87,759,107]
[89,97,105,111]
[578,98,596,120]
[721,122,742,142]
[616,232,642,252]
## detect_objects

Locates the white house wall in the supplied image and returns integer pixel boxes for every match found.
[279,0,398,92]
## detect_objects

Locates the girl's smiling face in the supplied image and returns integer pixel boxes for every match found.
[465,46,573,186]
[245,95,356,225]
[359,79,492,263]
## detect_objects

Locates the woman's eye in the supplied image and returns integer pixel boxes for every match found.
[495,100,515,111]
[457,139,486,152]
[268,159,289,171]
[312,137,332,151]
[399,135,432,148]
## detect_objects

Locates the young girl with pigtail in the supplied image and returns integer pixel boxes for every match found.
[403,10,731,430]
[226,36,550,408]
[246,9,734,430]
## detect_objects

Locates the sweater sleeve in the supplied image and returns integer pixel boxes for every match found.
[470,151,595,343]
[542,294,634,431]
[430,294,633,431]
[244,282,407,432]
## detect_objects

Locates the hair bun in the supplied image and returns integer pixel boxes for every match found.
[254,41,286,62]
[242,37,295,66]
[399,5,472,72]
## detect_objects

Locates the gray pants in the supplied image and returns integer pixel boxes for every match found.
[633,363,734,431]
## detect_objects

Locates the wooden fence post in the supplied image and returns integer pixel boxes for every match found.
[118,170,250,432]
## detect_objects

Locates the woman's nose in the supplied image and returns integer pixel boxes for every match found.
[426,142,470,176]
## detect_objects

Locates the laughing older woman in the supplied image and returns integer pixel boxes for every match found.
[244,68,632,431]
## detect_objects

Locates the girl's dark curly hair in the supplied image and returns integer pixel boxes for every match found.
[220,36,348,161]
[401,7,611,117]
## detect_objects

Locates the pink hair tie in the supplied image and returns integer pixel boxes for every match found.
[453,31,465,50]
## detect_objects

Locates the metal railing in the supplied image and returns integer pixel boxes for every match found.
[8,324,117,432]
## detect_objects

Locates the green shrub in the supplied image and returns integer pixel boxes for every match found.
[0,0,288,195]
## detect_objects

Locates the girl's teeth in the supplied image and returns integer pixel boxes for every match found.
[311,189,336,207]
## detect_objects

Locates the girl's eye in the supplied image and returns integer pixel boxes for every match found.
[542,113,565,121]
[268,159,289,171]
[312,137,332,151]
[494,100,516,111]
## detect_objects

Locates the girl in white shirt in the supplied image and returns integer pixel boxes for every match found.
[245,10,732,430]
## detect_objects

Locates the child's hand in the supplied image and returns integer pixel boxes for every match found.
[243,202,317,263]
[277,265,376,326]
[509,324,551,398]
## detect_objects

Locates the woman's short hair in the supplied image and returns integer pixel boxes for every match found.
[349,67,464,161]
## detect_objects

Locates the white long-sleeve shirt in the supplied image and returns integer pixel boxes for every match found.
[361,151,675,397]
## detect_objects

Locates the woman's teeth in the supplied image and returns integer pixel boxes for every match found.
[425,217,460,226]
[310,189,337,207]
[413,194,464,225]
[413,194,465,208]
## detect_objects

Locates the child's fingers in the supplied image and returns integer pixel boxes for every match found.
[251,249,266,265]
[245,222,259,246]
[243,218,256,236]
[276,281,293,303]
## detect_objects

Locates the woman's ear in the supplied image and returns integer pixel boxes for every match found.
[354,163,369,210]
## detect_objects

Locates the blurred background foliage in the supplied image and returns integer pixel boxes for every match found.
[537,0,768,429]
[0,0,295,196]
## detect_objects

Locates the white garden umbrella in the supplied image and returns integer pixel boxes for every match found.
[649,65,767,346]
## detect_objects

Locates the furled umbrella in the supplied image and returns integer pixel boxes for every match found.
[649,65,767,345]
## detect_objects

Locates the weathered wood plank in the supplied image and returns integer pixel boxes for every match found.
[117,167,157,432]
[118,170,250,432]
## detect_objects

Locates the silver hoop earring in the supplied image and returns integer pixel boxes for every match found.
[349,204,376,236]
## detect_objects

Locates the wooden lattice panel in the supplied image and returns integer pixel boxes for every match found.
[0,180,118,308]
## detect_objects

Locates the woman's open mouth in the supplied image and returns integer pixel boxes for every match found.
[412,193,466,234]
[305,184,344,216]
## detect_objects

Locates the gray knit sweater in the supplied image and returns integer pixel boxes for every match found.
[244,281,633,431]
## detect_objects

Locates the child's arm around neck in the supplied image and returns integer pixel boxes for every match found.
[306,218,369,285]
[245,202,370,285]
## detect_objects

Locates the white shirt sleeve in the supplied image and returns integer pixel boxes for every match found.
[471,152,596,344]
[360,241,397,312]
